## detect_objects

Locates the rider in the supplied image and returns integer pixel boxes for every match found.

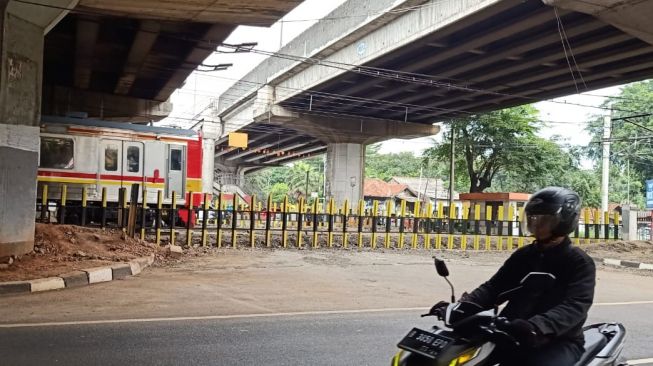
[439,187,596,365]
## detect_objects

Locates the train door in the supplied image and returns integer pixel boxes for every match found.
[122,141,145,198]
[99,139,123,200]
[167,145,185,199]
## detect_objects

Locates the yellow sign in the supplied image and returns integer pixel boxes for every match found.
[228,132,248,148]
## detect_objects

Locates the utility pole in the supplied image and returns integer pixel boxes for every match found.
[601,115,611,213]
[448,123,456,210]
[305,170,310,203]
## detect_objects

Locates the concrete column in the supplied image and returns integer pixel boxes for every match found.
[325,143,364,208]
[0,1,67,257]
[621,205,638,241]
[200,123,220,195]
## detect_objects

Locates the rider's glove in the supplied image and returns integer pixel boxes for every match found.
[504,319,539,348]
[428,301,449,318]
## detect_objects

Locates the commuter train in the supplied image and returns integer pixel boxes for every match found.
[37,115,213,208]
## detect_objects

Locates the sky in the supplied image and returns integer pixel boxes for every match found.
[162,0,625,167]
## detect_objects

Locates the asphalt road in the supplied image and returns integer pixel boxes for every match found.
[1,304,652,366]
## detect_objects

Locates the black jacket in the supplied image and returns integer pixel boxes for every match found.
[465,237,596,345]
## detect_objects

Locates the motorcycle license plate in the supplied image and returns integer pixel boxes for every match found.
[397,328,452,359]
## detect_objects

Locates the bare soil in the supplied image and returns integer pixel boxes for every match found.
[0,224,159,281]
[583,240,653,263]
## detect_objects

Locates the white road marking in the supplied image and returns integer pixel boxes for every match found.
[629,358,653,365]
[1,300,652,328]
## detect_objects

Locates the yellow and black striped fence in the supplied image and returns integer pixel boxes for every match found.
[36,184,622,250]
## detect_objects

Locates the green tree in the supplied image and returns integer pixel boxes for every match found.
[586,80,653,206]
[423,106,552,193]
[269,182,291,203]
[366,144,445,181]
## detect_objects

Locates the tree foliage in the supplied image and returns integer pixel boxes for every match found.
[423,106,557,193]
[365,144,446,181]
[586,80,653,206]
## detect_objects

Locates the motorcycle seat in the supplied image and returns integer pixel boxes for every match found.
[574,328,608,366]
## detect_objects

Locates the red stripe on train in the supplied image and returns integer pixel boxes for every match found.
[38,170,165,183]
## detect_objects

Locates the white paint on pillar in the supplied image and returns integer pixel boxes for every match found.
[326,143,364,207]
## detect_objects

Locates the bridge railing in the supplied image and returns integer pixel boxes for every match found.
[36,184,622,250]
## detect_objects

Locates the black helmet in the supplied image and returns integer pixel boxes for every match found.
[523,187,581,237]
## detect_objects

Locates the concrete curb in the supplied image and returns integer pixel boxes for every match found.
[591,256,653,271]
[0,254,155,296]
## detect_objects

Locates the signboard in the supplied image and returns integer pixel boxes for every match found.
[228,132,248,148]
[646,180,653,209]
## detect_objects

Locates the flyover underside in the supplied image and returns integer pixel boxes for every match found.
[281,0,653,123]
[215,123,326,173]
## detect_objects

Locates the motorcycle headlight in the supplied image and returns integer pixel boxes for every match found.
[448,347,481,366]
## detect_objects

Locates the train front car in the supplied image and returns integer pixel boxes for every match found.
[37,116,211,224]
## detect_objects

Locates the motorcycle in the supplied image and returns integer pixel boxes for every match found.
[391,258,627,366]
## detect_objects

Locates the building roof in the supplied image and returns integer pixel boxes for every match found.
[364,178,416,199]
[459,192,531,202]
[390,176,458,200]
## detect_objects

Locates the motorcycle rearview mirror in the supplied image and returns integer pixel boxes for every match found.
[520,272,556,291]
[434,258,450,277]
[433,257,455,303]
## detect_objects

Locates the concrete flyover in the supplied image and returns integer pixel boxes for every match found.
[216,0,653,205]
[0,0,301,257]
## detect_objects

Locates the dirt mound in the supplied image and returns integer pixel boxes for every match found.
[583,240,653,263]
[0,224,159,281]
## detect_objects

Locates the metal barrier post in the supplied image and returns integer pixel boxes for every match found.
[121,188,129,230]
[518,206,525,247]
[473,204,481,250]
[140,188,148,241]
[497,206,505,250]
[583,208,590,245]
[170,192,177,245]
[603,211,610,240]
[186,192,194,247]
[250,195,257,248]
[371,200,379,249]
[411,201,420,249]
[398,200,406,249]
[297,197,305,248]
[155,190,162,246]
[343,200,350,248]
[485,205,492,250]
[265,195,272,247]
[436,202,443,249]
[40,184,49,222]
[613,212,620,240]
[232,194,238,248]
[385,200,393,249]
[461,202,469,250]
[101,187,107,229]
[327,198,335,248]
[507,205,515,250]
[81,187,88,226]
[594,210,600,242]
[447,204,455,250]
[201,193,209,247]
[282,196,289,248]
[312,199,319,248]
[357,199,364,248]
[59,184,67,224]
[217,193,223,248]
[424,202,433,249]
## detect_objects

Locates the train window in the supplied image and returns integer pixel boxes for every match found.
[126,146,140,172]
[104,146,119,171]
[170,149,182,171]
[40,137,74,169]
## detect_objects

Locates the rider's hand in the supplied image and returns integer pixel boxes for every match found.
[428,301,449,317]
[503,319,538,348]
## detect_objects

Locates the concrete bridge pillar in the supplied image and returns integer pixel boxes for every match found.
[0,1,69,257]
[325,143,364,208]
